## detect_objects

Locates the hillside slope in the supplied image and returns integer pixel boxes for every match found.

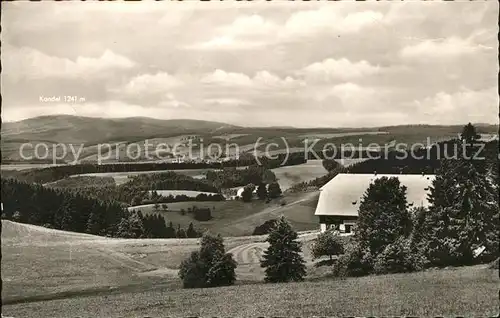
[1,115,239,144]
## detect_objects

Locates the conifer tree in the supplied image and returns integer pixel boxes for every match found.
[422,157,499,266]
[267,182,282,199]
[165,221,176,238]
[355,177,411,256]
[256,183,268,200]
[186,222,198,238]
[260,216,306,283]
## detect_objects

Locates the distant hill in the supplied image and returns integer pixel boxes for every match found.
[1,115,240,144]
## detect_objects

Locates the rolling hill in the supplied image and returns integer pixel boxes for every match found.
[1,115,239,144]
[2,220,497,318]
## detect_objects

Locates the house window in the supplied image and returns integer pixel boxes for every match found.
[344,224,352,234]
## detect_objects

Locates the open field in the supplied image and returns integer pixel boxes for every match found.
[149,190,219,197]
[1,220,317,303]
[72,169,210,185]
[2,220,498,317]
[3,116,497,164]
[129,191,320,236]
[272,160,328,191]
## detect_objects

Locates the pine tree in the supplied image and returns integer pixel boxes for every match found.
[267,182,282,199]
[176,225,187,238]
[241,184,255,202]
[460,123,481,144]
[186,222,198,238]
[260,216,306,283]
[422,157,499,266]
[355,177,411,256]
[256,183,268,200]
[165,221,176,238]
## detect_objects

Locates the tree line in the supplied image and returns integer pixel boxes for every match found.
[179,123,499,288]
[205,165,277,189]
[5,152,306,185]
[0,178,202,239]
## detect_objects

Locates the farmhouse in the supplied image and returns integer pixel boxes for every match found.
[315,173,435,233]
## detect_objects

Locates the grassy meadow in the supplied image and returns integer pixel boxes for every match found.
[129,191,320,236]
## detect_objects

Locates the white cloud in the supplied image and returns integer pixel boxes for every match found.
[400,37,493,60]
[187,9,385,50]
[118,72,183,96]
[3,46,135,81]
[299,58,381,82]
[411,87,498,124]
[220,14,276,36]
[185,36,265,50]
[283,8,384,37]
[201,69,302,89]
[204,98,252,106]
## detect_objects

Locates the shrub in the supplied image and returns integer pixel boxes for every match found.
[252,219,277,236]
[489,258,499,269]
[12,211,22,222]
[311,230,344,261]
[373,237,425,275]
[332,242,374,277]
[193,208,212,221]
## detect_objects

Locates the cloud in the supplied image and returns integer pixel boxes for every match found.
[3,46,135,81]
[283,8,384,37]
[201,69,302,89]
[118,72,183,96]
[220,14,277,36]
[187,9,385,50]
[159,94,191,109]
[411,87,498,124]
[400,36,494,61]
[204,98,252,106]
[185,36,266,50]
[299,58,381,82]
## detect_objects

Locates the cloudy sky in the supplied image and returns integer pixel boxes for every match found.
[2,1,498,127]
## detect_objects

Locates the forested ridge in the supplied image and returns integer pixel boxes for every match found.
[0,178,202,238]
[2,152,306,184]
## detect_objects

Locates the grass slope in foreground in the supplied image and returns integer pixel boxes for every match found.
[3,265,498,317]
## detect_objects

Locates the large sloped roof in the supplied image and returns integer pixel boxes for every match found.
[315,173,435,217]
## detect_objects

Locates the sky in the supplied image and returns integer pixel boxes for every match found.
[1,1,498,128]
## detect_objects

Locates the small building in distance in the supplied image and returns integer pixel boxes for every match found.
[314,173,435,234]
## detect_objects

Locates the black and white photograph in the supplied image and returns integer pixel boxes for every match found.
[1,1,499,317]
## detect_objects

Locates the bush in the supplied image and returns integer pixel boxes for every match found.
[332,242,374,277]
[193,208,212,221]
[252,219,277,236]
[179,233,237,288]
[311,230,344,261]
[489,258,499,269]
[241,184,255,202]
[373,237,425,275]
